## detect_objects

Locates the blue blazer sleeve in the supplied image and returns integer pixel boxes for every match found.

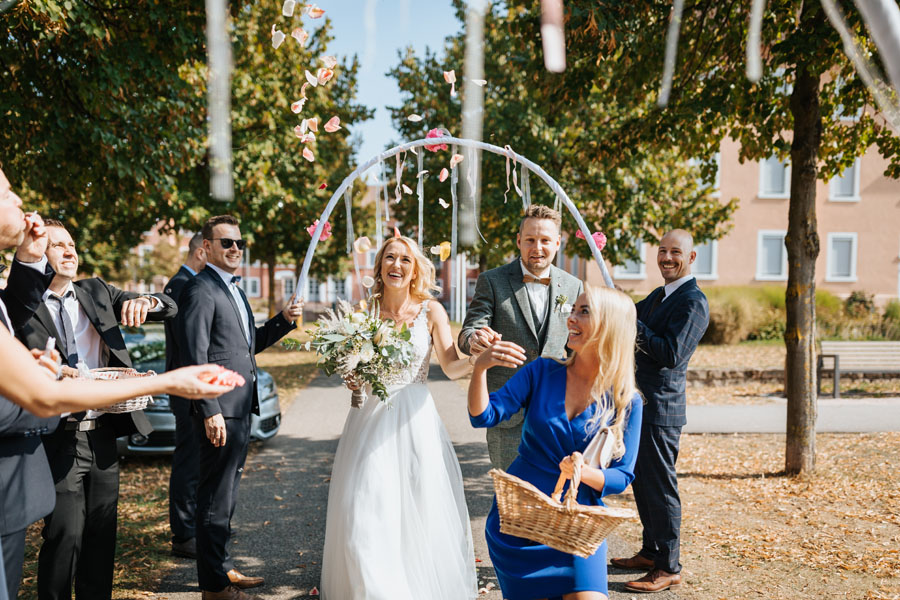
[597,393,643,497]
[469,359,537,428]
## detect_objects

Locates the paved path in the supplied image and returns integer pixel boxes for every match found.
[154,365,668,599]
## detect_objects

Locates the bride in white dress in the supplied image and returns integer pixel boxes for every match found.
[320,235,478,600]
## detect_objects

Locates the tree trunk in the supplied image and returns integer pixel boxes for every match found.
[266,252,277,319]
[785,51,823,475]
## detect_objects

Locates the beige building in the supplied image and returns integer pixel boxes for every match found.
[587,138,900,303]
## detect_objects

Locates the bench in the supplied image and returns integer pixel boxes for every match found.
[817,341,900,398]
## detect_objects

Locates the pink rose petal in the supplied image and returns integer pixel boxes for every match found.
[291,99,306,114]
[293,125,305,138]
[443,70,457,97]
[353,236,373,254]
[306,117,318,132]
[305,70,318,87]
[292,27,309,46]
[324,116,341,133]
[317,67,334,85]
[306,4,325,18]
[300,132,316,144]
[449,153,464,169]
[318,182,327,190]
[320,55,338,69]
[302,147,315,162]
[439,168,449,182]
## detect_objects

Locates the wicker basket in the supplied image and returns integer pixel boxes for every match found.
[490,452,636,558]
[90,367,155,414]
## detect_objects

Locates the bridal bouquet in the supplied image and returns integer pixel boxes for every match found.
[289,300,415,404]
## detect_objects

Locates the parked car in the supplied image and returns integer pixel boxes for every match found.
[116,324,281,456]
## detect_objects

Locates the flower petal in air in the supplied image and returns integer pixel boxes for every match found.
[393,227,402,238]
[439,168,449,182]
[305,70,318,87]
[320,55,338,69]
[443,70,456,84]
[430,245,441,255]
[323,116,341,133]
[271,25,286,49]
[361,275,375,289]
[407,114,423,122]
[353,236,373,254]
[471,79,487,86]
[302,147,315,162]
[298,119,309,134]
[439,241,452,261]
[416,170,428,178]
[317,68,334,85]
[438,198,449,209]
[449,153,464,169]
[306,219,331,240]
[306,4,325,18]
[291,99,306,114]
[401,184,413,195]
[282,0,296,17]
[300,82,310,97]
[318,182,327,190]
[291,27,309,46]
[300,132,316,144]
[424,128,448,152]
[575,230,586,240]
[306,117,319,132]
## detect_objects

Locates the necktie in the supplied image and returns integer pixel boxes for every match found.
[522,274,550,285]
[647,290,664,318]
[50,293,80,367]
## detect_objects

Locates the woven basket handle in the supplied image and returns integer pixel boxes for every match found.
[550,451,585,509]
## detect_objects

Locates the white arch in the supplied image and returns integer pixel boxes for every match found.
[297,136,614,302]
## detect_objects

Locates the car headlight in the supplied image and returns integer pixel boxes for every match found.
[257,375,276,400]
[146,395,171,412]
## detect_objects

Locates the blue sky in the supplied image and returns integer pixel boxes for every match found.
[312,0,462,167]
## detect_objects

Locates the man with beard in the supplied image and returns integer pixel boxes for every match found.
[459,205,583,470]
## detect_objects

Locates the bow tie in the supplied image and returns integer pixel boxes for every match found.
[231,275,242,284]
[522,274,550,285]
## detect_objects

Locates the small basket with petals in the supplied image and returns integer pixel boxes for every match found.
[489,452,636,558]
[90,367,155,414]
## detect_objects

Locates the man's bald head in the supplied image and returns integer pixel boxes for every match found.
[656,229,696,284]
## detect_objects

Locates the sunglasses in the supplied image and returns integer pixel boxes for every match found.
[210,238,247,250]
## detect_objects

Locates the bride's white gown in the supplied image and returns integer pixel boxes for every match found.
[320,302,477,599]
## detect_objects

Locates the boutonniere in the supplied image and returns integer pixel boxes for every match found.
[555,294,572,315]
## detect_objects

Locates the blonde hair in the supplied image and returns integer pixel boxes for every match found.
[370,236,440,303]
[563,284,639,460]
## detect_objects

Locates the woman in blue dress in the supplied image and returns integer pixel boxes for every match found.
[468,284,643,600]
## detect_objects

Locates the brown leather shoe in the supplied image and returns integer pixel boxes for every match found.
[624,568,683,593]
[610,553,655,571]
[200,585,262,600]
[226,569,264,589]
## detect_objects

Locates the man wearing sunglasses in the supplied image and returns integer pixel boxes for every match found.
[177,215,303,600]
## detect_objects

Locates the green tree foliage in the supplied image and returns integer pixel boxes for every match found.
[0,1,208,273]
[385,1,736,268]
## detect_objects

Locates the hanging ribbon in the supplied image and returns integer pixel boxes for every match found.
[417,150,425,248]
[345,188,364,301]
[450,144,459,299]
[523,166,531,210]
[394,151,407,205]
[376,161,384,249]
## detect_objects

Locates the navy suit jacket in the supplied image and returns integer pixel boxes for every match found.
[0,259,58,536]
[177,266,295,419]
[164,266,194,374]
[635,278,709,427]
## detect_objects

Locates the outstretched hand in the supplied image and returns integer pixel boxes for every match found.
[161,365,240,399]
[473,340,527,370]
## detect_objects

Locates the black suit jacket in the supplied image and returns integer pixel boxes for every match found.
[177,266,295,419]
[635,278,709,427]
[0,259,58,536]
[18,278,177,443]
[164,266,194,374]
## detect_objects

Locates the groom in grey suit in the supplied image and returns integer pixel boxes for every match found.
[459,205,583,470]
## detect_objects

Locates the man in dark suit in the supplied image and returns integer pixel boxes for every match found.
[165,233,207,559]
[17,219,177,600]
[612,229,710,593]
[178,215,301,600]
[459,205,583,470]
[0,167,58,600]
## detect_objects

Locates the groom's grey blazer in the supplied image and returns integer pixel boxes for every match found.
[459,259,583,469]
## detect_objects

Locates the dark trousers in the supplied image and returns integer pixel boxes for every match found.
[1,528,25,600]
[631,422,682,574]
[193,416,251,592]
[38,429,120,600]
[169,398,200,543]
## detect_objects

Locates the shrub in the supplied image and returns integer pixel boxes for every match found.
[884,300,900,322]
[702,291,760,344]
[844,290,875,318]
[747,308,786,341]
[758,286,786,310]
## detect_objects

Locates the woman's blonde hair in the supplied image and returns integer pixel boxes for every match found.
[370,236,440,303]
[564,284,639,460]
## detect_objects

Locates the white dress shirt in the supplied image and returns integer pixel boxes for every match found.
[520,260,551,325]
[662,274,695,302]
[0,256,48,329]
[207,263,251,345]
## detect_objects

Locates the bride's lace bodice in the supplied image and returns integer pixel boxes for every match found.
[384,302,432,386]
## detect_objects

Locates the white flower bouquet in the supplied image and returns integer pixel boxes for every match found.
[286,300,415,405]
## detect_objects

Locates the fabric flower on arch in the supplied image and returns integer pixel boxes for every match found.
[575,229,607,251]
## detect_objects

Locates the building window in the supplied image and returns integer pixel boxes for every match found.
[758,156,790,199]
[241,277,261,298]
[693,241,717,280]
[756,230,788,281]
[307,278,321,302]
[829,159,861,202]
[826,232,858,282]
[331,277,348,301]
[364,250,377,268]
[614,239,646,280]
